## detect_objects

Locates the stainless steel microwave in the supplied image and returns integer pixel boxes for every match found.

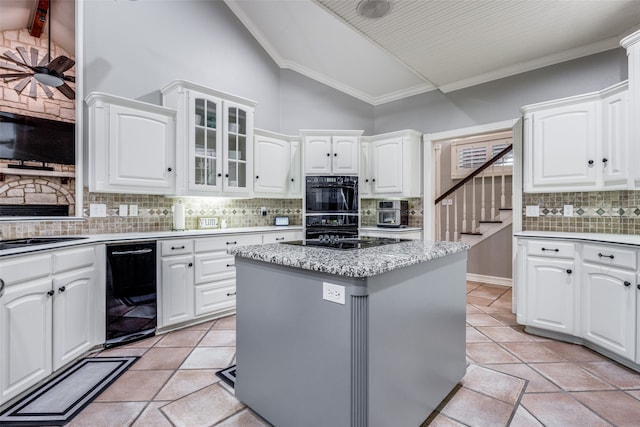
[376,200,408,228]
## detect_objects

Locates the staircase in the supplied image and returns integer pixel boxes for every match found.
[435,144,513,247]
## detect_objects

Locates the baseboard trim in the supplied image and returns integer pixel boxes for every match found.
[466,273,512,287]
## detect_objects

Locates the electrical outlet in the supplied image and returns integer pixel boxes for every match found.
[261,207,267,216]
[119,204,128,217]
[323,282,345,305]
[89,203,107,217]
[129,205,138,217]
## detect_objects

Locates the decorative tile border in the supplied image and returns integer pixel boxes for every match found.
[522,191,640,234]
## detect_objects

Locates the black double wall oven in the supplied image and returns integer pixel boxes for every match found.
[305,175,358,241]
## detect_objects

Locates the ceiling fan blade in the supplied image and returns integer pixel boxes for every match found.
[30,47,40,68]
[0,73,31,79]
[0,61,26,72]
[2,51,30,69]
[56,82,75,100]
[16,47,33,67]
[48,56,75,74]
[37,51,50,67]
[29,79,38,99]
[38,82,54,99]
[13,77,31,94]
[63,75,75,83]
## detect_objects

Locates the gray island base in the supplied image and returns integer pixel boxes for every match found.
[229,240,468,427]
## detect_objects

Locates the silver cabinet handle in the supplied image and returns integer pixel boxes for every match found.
[0,278,4,298]
[112,248,154,255]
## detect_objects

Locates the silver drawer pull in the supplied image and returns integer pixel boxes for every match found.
[598,253,614,259]
[112,248,154,255]
[0,278,4,298]
[226,291,237,296]
[541,247,559,252]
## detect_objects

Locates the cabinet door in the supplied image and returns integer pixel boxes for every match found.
[360,141,372,196]
[160,255,194,327]
[223,101,254,194]
[254,135,290,195]
[582,264,635,359]
[289,140,302,196]
[0,279,53,404]
[189,92,223,193]
[602,90,628,188]
[332,136,359,174]
[526,257,576,334]
[107,104,176,194]
[371,138,403,193]
[304,136,332,174]
[52,267,96,370]
[529,101,598,190]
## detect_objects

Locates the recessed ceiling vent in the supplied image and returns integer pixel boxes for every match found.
[356,0,391,19]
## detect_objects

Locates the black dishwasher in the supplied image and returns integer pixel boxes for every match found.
[106,241,157,347]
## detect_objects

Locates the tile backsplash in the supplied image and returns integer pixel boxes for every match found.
[522,191,640,234]
[360,198,423,228]
[0,189,302,240]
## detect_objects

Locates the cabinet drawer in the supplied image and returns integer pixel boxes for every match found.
[194,234,262,253]
[53,246,96,274]
[263,231,302,244]
[527,240,575,258]
[161,239,193,256]
[194,253,235,284]
[583,244,637,270]
[0,253,52,286]
[194,280,236,316]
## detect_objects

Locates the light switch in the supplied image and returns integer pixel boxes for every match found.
[525,205,540,217]
[119,204,128,217]
[129,205,138,216]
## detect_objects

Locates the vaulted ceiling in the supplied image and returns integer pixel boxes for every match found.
[226,0,640,105]
[2,1,639,106]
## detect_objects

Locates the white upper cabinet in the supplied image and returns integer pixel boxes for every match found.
[522,82,628,193]
[364,130,422,197]
[301,130,362,175]
[85,93,177,194]
[162,80,256,197]
[621,30,640,188]
[254,129,302,198]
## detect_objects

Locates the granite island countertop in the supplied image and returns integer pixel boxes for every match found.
[228,239,469,278]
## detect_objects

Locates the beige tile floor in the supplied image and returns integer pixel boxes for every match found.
[66,282,640,426]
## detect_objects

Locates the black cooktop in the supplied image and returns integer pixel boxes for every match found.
[282,237,408,250]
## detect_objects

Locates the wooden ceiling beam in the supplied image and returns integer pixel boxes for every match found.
[29,0,50,38]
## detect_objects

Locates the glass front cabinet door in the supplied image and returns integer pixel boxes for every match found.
[161,80,255,197]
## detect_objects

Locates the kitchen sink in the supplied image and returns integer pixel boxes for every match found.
[0,236,88,250]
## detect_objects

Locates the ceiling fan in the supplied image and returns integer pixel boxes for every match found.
[0,0,75,100]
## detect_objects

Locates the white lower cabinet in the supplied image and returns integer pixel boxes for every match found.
[526,256,576,335]
[0,246,101,405]
[582,264,636,359]
[160,254,195,327]
[517,236,640,368]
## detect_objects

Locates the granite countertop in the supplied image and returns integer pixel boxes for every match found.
[0,226,303,257]
[514,231,640,247]
[228,239,469,278]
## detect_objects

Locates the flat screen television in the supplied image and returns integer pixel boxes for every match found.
[0,111,75,166]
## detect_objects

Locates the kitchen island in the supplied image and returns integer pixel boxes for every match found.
[228,238,469,427]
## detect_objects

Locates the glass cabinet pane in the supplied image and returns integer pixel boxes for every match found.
[237,135,246,161]
[206,129,217,157]
[195,99,205,126]
[206,100,217,129]
[238,109,246,134]
[195,128,205,156]
[195,157,206,185]
[207,158,217,186]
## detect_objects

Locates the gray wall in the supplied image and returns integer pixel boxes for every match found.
[279,70,375,135]
[82,0,281,129]
[374,48,628,135]
[467,224,513,279]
